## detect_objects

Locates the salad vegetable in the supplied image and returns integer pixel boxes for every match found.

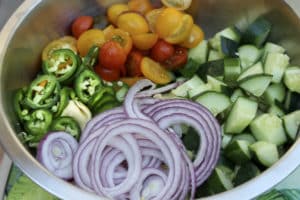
[11,0,300,199]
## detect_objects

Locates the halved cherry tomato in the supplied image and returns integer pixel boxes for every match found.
[145,8,164,32]
[128,0,153,15]
[95,65,120,81]
[77,29,106,56]
[42,36,77,61]
[71,16,94,38]
[180,24,205,48]
[107,3,129,25]
[117,12,149,35]
[141,57,173,84]
[126,50,144,77]
[104,28,133,55]
[150,39,175,63]
[161,0,192,10]
[99,41,127,70]
[164,46,188,70]
[131,33,158,50]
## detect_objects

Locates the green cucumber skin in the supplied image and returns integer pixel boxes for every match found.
[238,74,272,97]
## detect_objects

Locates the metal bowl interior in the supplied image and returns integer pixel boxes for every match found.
[0,0,300,199]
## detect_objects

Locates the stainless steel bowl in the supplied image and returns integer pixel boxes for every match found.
[0,0,300,199]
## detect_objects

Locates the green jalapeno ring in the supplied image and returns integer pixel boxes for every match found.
[82,45,100,70]
[25,74,60,109]
[50,116,81,140]
[75,69,102,103]
[43,49,78,83]
[87,86,115,108]
[13,87,32,122]
[92,93,119,115]
[52,87,77,118]
[24,109,53,142]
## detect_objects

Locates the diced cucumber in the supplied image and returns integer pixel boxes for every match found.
[264,52,290,83]
[250,113,287,145]
[283,110,300,140]
[209,26,241,51]
[225,97,258,134]
[284,66,300,93]
[221,36,239,57]
[225,140,252,164]
[250,141,279,167]
[232,133,256,144]
[197,60,224,80]
[230,89,245,103]
[239,74,272,97]
[179,59,200,78]
[268,103,285,117]
[195,91,232,116]
[241,17,272,47]
[208,50,224,61]
[233,162,260,186]
[285,92,300,112]
[263,83,286,105]
[188,40,209,65]
[207,75,227,92]
[206,165,234,193]
[238,45,262,69]
[224,58,241,86]
[262,42,286,61]
[222,133,233,149]
[237,61,264,81]
[188,84,212,98]
[171,75,204,97]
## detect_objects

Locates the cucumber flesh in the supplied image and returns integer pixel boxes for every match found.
[250,113,287,145]
[171,75,204,97]
[250,141,279,167]
[264,52,290,83]
[207,75,227,92]
[232,133,256,144]
[206,165,234,193]
[195,91,232,116]
[209,26,241,51]
[208,50,224,61]
[233,162,260,186]
[263,83,286,105]
[230,89,245,103]
[284,66,300,93]
[225,140,252,164]
[225,97,258,134]
[283,110,300,140]
[262,42,286,61]
[268,103,285,117]
[239,74,272,97]
[188,40,208,65]
[238,45,262,69]
[237,61,264,81]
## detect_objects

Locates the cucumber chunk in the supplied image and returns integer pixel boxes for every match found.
[171,75,204,97]
[250,113,287,145]
[230,89,245,103]
[233,162,260,186]
[238,45,262,69]
[225,140,252,164]
[268,103,285,117]
[241,17,272,47]
[283,110,300,140]
[207,75,227,92]
[262,42,286,61]
[205,165,234,193]
[250,141,279,167]
[221,36,239,57]
[284,66,300,93]
[188,40,209,65]
[225,97,258,134]
[224,58,241,86]
[208,50,224,61]
[263,83,286,105]
[239,74,272,97]
[264,52,290,83]
[209,26,241,51]
[237,61,264,81]
[195,91,232,116]
[232,133,256,144]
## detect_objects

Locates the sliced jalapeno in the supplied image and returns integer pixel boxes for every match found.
[50,116,81,139]
[51,87,76,118]
[75,69,102,103]
[82,45,99,70]
[13,87,31,122]
[25,75,60,109]
[87,86,115,108]
[43,49,78,83]
[24,109,53,142]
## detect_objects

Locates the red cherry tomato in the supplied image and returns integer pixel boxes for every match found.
[99,41,127,70]
[126,50,144,77]
[71,16,94,38]
[164,47,188,70]
[94,65,120,81]
[150,39,175,63]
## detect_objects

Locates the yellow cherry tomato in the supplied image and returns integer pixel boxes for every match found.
[145,8,164,33]
[104,28,133,55]
[107,3,129,25]
[77,29,105,56]
[42,36,77,61]
[161,0,192,10]
[132,33,158,50]
[141,57,173,84]
[164,14,194,44]
[117,12,149,35]
[128,0,153,15]
[180,24,205,48]
[155,8,184,39]
[120,76,145,86]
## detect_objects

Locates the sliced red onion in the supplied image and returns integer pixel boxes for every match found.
[37,131,78,180]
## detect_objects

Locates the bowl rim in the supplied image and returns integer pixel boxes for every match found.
[0,0,299,200]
